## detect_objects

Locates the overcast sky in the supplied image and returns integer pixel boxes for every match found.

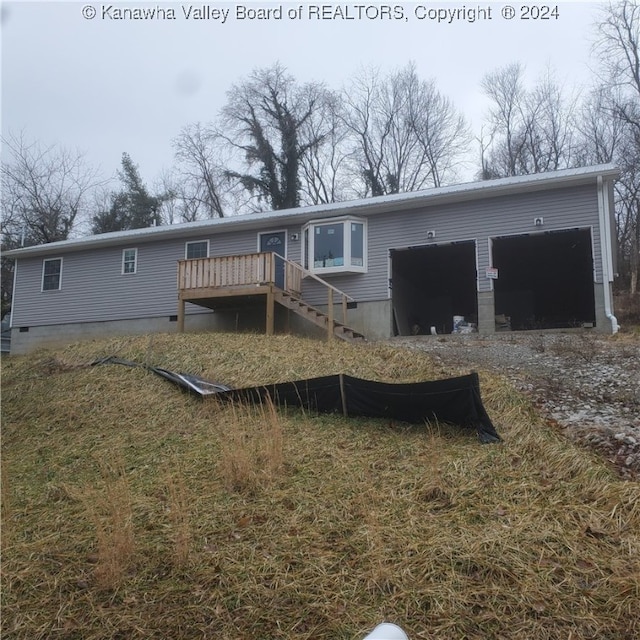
[1,1,606,188]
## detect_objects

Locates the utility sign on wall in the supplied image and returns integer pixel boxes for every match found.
[486,267,499,279]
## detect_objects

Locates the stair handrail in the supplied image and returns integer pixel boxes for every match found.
[275,253,355,302]
[275,253,354,339]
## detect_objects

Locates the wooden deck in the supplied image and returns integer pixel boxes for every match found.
[176,252,363,342]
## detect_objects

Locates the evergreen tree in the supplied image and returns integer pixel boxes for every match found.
[92,153,161,233]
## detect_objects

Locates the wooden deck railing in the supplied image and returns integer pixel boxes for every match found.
[177,252,354,338]
[178,252,276,291]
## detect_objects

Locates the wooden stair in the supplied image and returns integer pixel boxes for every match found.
[274,290,365,343]
[177,252,365,343]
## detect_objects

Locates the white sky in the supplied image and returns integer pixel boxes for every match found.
[1,1,606,188]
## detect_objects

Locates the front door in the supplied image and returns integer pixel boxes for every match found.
[259,231,286,289]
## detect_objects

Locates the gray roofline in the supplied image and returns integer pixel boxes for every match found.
[4,164,618,258]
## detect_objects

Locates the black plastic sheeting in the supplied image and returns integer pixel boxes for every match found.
[92,357,500,443]
[92,356,233,395]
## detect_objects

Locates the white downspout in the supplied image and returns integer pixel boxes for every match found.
[597,176,619,333]
[9,259,18,328]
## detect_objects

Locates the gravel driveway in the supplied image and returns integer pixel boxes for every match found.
[389,332,640,480]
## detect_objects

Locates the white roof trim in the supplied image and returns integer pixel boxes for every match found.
[4,164,618,258]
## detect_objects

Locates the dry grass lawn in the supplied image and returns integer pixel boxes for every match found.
[1,332,639,639]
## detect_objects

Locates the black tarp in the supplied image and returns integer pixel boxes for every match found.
[92,357,500,443]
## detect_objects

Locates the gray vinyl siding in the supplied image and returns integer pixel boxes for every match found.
[13,243,176,326]
[11,182,602,327]
[12,226,300,327]
[301,183,601,306]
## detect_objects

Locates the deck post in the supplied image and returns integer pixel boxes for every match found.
[177,254,358,341]
[266,287,275,336]
[177,297,185,333]
[327,288,334,341]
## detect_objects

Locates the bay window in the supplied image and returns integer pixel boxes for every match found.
[303,217,367,274]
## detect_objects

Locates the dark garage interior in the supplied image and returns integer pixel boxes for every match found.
[492,228,596,330]
[391,241,478,335]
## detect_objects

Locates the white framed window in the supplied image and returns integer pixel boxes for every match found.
[122,248,137,274]
[185,240,209,259]
[302,217,367,275]
[42,258,63,291]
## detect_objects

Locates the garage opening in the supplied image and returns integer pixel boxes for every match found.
[492,228,595,330]
[391,241,478,336]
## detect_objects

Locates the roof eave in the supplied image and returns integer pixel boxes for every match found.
[4,164,619,259]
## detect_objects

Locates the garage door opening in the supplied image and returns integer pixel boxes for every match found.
[391,241,478,336]
[492,228,595,331]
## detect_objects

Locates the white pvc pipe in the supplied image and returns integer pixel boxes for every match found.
[597,176,619,333]
[362,622,409,640]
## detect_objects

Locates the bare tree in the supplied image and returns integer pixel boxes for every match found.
[1,132,102,316]
[480,64,578,178]
[298,91,354,205]
[220,63,333,211]
[341,67,387,196]
[615,131,640,295]
[343,63,469,197]
[528,70,578,172]
[172,122,228,218]
[576,87,623,165]
[578,87,636,283]
[154,169,195,225]
[596,0,640,134]
[1,132,101,245]
[480,63,527,177]
[592,0,640,294]
[409,74,470,188]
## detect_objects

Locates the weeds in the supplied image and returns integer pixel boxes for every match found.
[549,333,600,363]
[1,460,10,549]
[613,292,640,329]
[165,467,192,569]
[531,334,546,354]
[1,332,638,639]
[75,452,135,590]
[215,394,284,493]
